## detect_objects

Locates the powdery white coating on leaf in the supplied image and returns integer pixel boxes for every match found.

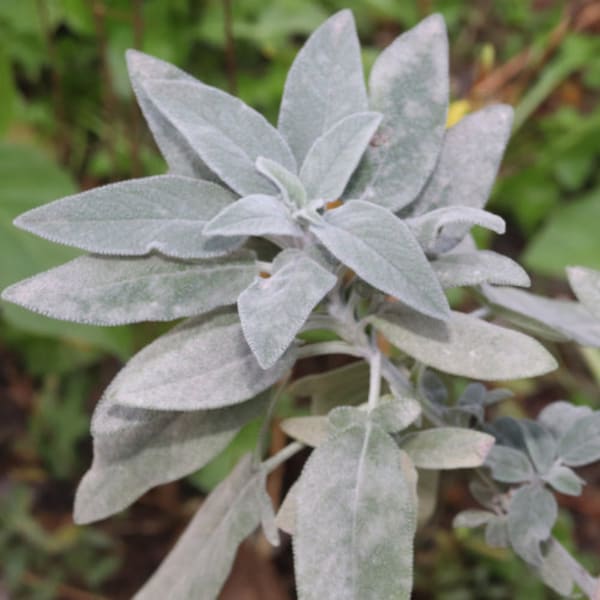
[410,104,514,217]
[2,253,256,326]
[75,393,269,523]
[369,309,557,380]
[203,194,303,238]
[299,112,382,202]
[278,10,368,165]
[134,454,265,600]
[537,401,593,438]
[400,428,495,469]
[558,412,600,467]
[431,251,530,289]
[238,249,337,368]
[12,175,244,258]
[516,420,557,475]
[310,200,450,320]
[103,310,296,411]
[275,479,300,535]
[294,424,417,600]
[484,445,534,483]
[567,266,600,320]
[542,464,584,496]
[126,50,217,180]
[143,79,296,196]
[534,539,575,597]
[255,157,307,209]
[453,509,495,529]
[346,14,448,211]
[370,394,421,433]
[280,416,329,447]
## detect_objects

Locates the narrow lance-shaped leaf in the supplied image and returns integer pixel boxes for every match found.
[144,79,296,196]
[567,266,600,320]
[13,176,244,259]
[2,253,256,326]
[75,393,269,524]
[558,412,600,467]
[278,10,368,164]
[238,249,337,368]
[294,424,417,600]
[255,157,307,209]
[299,112,382,202]
[369,309,557,380]
[311,201,450,320]
[103,310,296,411]
[135,454,268,600]
[347,15,448,211]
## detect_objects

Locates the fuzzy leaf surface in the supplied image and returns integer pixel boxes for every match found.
[278,10,367,164]
[543,464,584,496]
[484,445,534,483]
[13,176,243,258]
[453,510,495,529]
[280,416,329,447]
[255,157,307,209]
[311,201,449,320]
[558,412,600,467]
[517,420,557,475]
[538,401,593,438]
[567,266,600,320]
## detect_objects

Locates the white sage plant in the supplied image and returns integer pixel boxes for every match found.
[3,10,600,599]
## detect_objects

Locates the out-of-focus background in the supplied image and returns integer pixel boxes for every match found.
[0,1,599,598]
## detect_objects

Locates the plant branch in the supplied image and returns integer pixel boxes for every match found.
[297,341,368,360]
[367,348,382,410]
[263,441,304,473]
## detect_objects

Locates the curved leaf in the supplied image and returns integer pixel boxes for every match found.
[485,445,534,483]
[567,266,600,320]
[558,412,600,467]
[255,157,307,209]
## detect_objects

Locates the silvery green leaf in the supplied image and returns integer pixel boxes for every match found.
[370,394,421,432]
[485,516,510,548]
[406,206,505,255]
[135,454,265,600]
[469,479,497,511]
[104,310,295,411]
[558,412,600,467]
[411,104,513,217]
[538,401,593,438]
[485,445,534,483]
[507,483,557,566]
[311,201,449,320]
[294,424,417,600]
[259,485,280,547]
[543,464,585,496]
[517,420,557,475]
[300,112,382,202]
[278,10,367,164]
[453,509,495,529]
[74,393,269,524]
[347,15,448,211]
[369,309,557,380]
[458,383,512,408]
[417,369,448,406]
[567,266,600,320]
[483,284,600,347]
[400,428,494,469]
[2,253,256,326]
[417,469,439,527]
[432,251,530,289]
[534,539,575,597]
[203,194,302,238]
[238,249,336,368]
[144,79,296,196]
[275,480,300,535]
[126,50,216,180]
[487,416,527,452]
[287,361,370,415]
[327,406,368,432]
[280,416,328,447]
[255,157,307,209]
[13,176,243,258]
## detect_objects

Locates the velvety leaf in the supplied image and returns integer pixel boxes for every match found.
[294,424,417,600]
[538,401,593,438]
[278,10,368,164]
[567,266,600,320]
[328,406,368,432]
[13,176,243,259]
[485,445,534,483]
[431,251,530,289]
[103,310,295,411]
[458,383,512,408]
[238,249,336,368]
[411,104,513,217]
[2,253,256,326]
[369,309,557,380]
[517,420,557,475]
[126,50,216,180]
[347,15,448,211]
[370,394,421,432]
[255,157,307,209]
[275,480,300,535]
[280,416,328,447]
[144,79,296,196]
[416,469,439,527]
[507,483,557,566]
[204,194,302,238]
[453,509,495,529]
[543,464,585,496]
[485,517,510,548]
[75,393,269,523]
[400,428,494,469]
[535,540,575,597]
[135,454,266,599]
[300,112,382,201]
[311,201,449,320]
[558,412,600,467]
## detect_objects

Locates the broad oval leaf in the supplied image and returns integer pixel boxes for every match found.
[371,394,421,432]
[311,201,449,320]
[400,428,494,469]
[517,420,557,475]
[542,464,584,497]
[347,15,448,211]
[484,445,534,483]
[75,393,269,524]
[538,401,593,438]
[238,249,336,368]
[369,309,557,380]
[2,253,256,326]
[558,412,600,467]
[300,112,382,202]
[294,424,417,600]
[103,310,296,411]
[144,79,296,196]
[13,175,243,259]
[567,266,600,320]
[278,10,368,164]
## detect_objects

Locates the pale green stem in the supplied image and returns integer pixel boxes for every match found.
[297,341,368,360]
[263,441,304,473]
[367,349,382,410]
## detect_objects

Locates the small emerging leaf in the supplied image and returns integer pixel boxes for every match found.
[255,157,307,209]
[453,509,495,529]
